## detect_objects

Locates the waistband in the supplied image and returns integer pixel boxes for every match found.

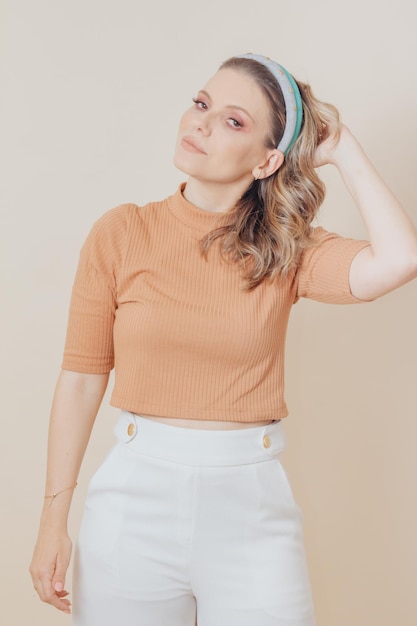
[113,410,287,467]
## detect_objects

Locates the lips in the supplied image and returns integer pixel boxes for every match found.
[181,136,207,154]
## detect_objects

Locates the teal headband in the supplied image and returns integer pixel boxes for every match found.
[235,53,303,156]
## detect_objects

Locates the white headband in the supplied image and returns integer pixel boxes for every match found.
[235,53,304,155]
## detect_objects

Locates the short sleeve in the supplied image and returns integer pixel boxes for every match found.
[61,204,129,373]
[293,226,371,304]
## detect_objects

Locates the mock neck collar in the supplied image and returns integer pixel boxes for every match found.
[167,182,233,233]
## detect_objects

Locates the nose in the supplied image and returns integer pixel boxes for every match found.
[194,112,212,137]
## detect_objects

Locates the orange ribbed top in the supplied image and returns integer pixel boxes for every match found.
[61,183,370,421]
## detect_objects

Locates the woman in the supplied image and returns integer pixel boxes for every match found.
[30,53,417,626]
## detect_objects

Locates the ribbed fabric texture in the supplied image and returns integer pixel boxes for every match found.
[62,183,370,421]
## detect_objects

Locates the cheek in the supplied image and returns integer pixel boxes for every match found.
[219,136,257,166]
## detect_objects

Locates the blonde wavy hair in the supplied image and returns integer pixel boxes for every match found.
[199,56,341,290]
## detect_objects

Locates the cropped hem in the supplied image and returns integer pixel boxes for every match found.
[109,395,289,422]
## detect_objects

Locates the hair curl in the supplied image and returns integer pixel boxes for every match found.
[199,56,341,290]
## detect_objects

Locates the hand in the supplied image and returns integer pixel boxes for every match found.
[29,528,73,613]
[313,120,350,168]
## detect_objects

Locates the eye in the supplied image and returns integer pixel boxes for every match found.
[192,97,208,110]
[227,118,243,129]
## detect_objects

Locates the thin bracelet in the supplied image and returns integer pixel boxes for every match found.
[44,482,78,500]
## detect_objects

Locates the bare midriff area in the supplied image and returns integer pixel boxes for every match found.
[139,414,276,430]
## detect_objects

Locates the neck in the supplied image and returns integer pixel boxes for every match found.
[182,177,252,213]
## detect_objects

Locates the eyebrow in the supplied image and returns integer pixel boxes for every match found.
[198,89,255,123]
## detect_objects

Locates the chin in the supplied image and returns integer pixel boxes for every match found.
[173,153,197,177]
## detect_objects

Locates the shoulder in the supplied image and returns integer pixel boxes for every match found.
[79,197,170,264]
[77,203,138,272]
[306,225,341,245]
[90,195,170,234]
[88,202,138,236]
[302,225,370,261]
[83,200,154,246]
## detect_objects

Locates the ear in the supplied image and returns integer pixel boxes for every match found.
[252,149,285,180]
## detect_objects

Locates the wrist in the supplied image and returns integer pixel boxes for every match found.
[332,126,363,169]
[40,492,74,528]
[44,482,78,501]
[39,510,69,533]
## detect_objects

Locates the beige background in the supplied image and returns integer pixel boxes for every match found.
[1,1,416,624]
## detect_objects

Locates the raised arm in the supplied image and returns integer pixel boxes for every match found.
[29,369,109,614]
[314,124,417,301]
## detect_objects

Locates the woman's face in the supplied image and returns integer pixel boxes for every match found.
[174,68,278,187]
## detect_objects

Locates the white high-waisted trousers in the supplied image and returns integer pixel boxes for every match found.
[72,410,315,626]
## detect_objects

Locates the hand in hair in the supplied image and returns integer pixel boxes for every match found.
[313,119,345,168]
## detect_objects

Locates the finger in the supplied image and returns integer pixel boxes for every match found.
[52,551,70,595]
[38,583,72,613]
[35,565,55,601]
[36,572,71,613]
[53,580,65,593]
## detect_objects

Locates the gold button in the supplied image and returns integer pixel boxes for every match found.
[263,435,271,448]
[127,423,135,437]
